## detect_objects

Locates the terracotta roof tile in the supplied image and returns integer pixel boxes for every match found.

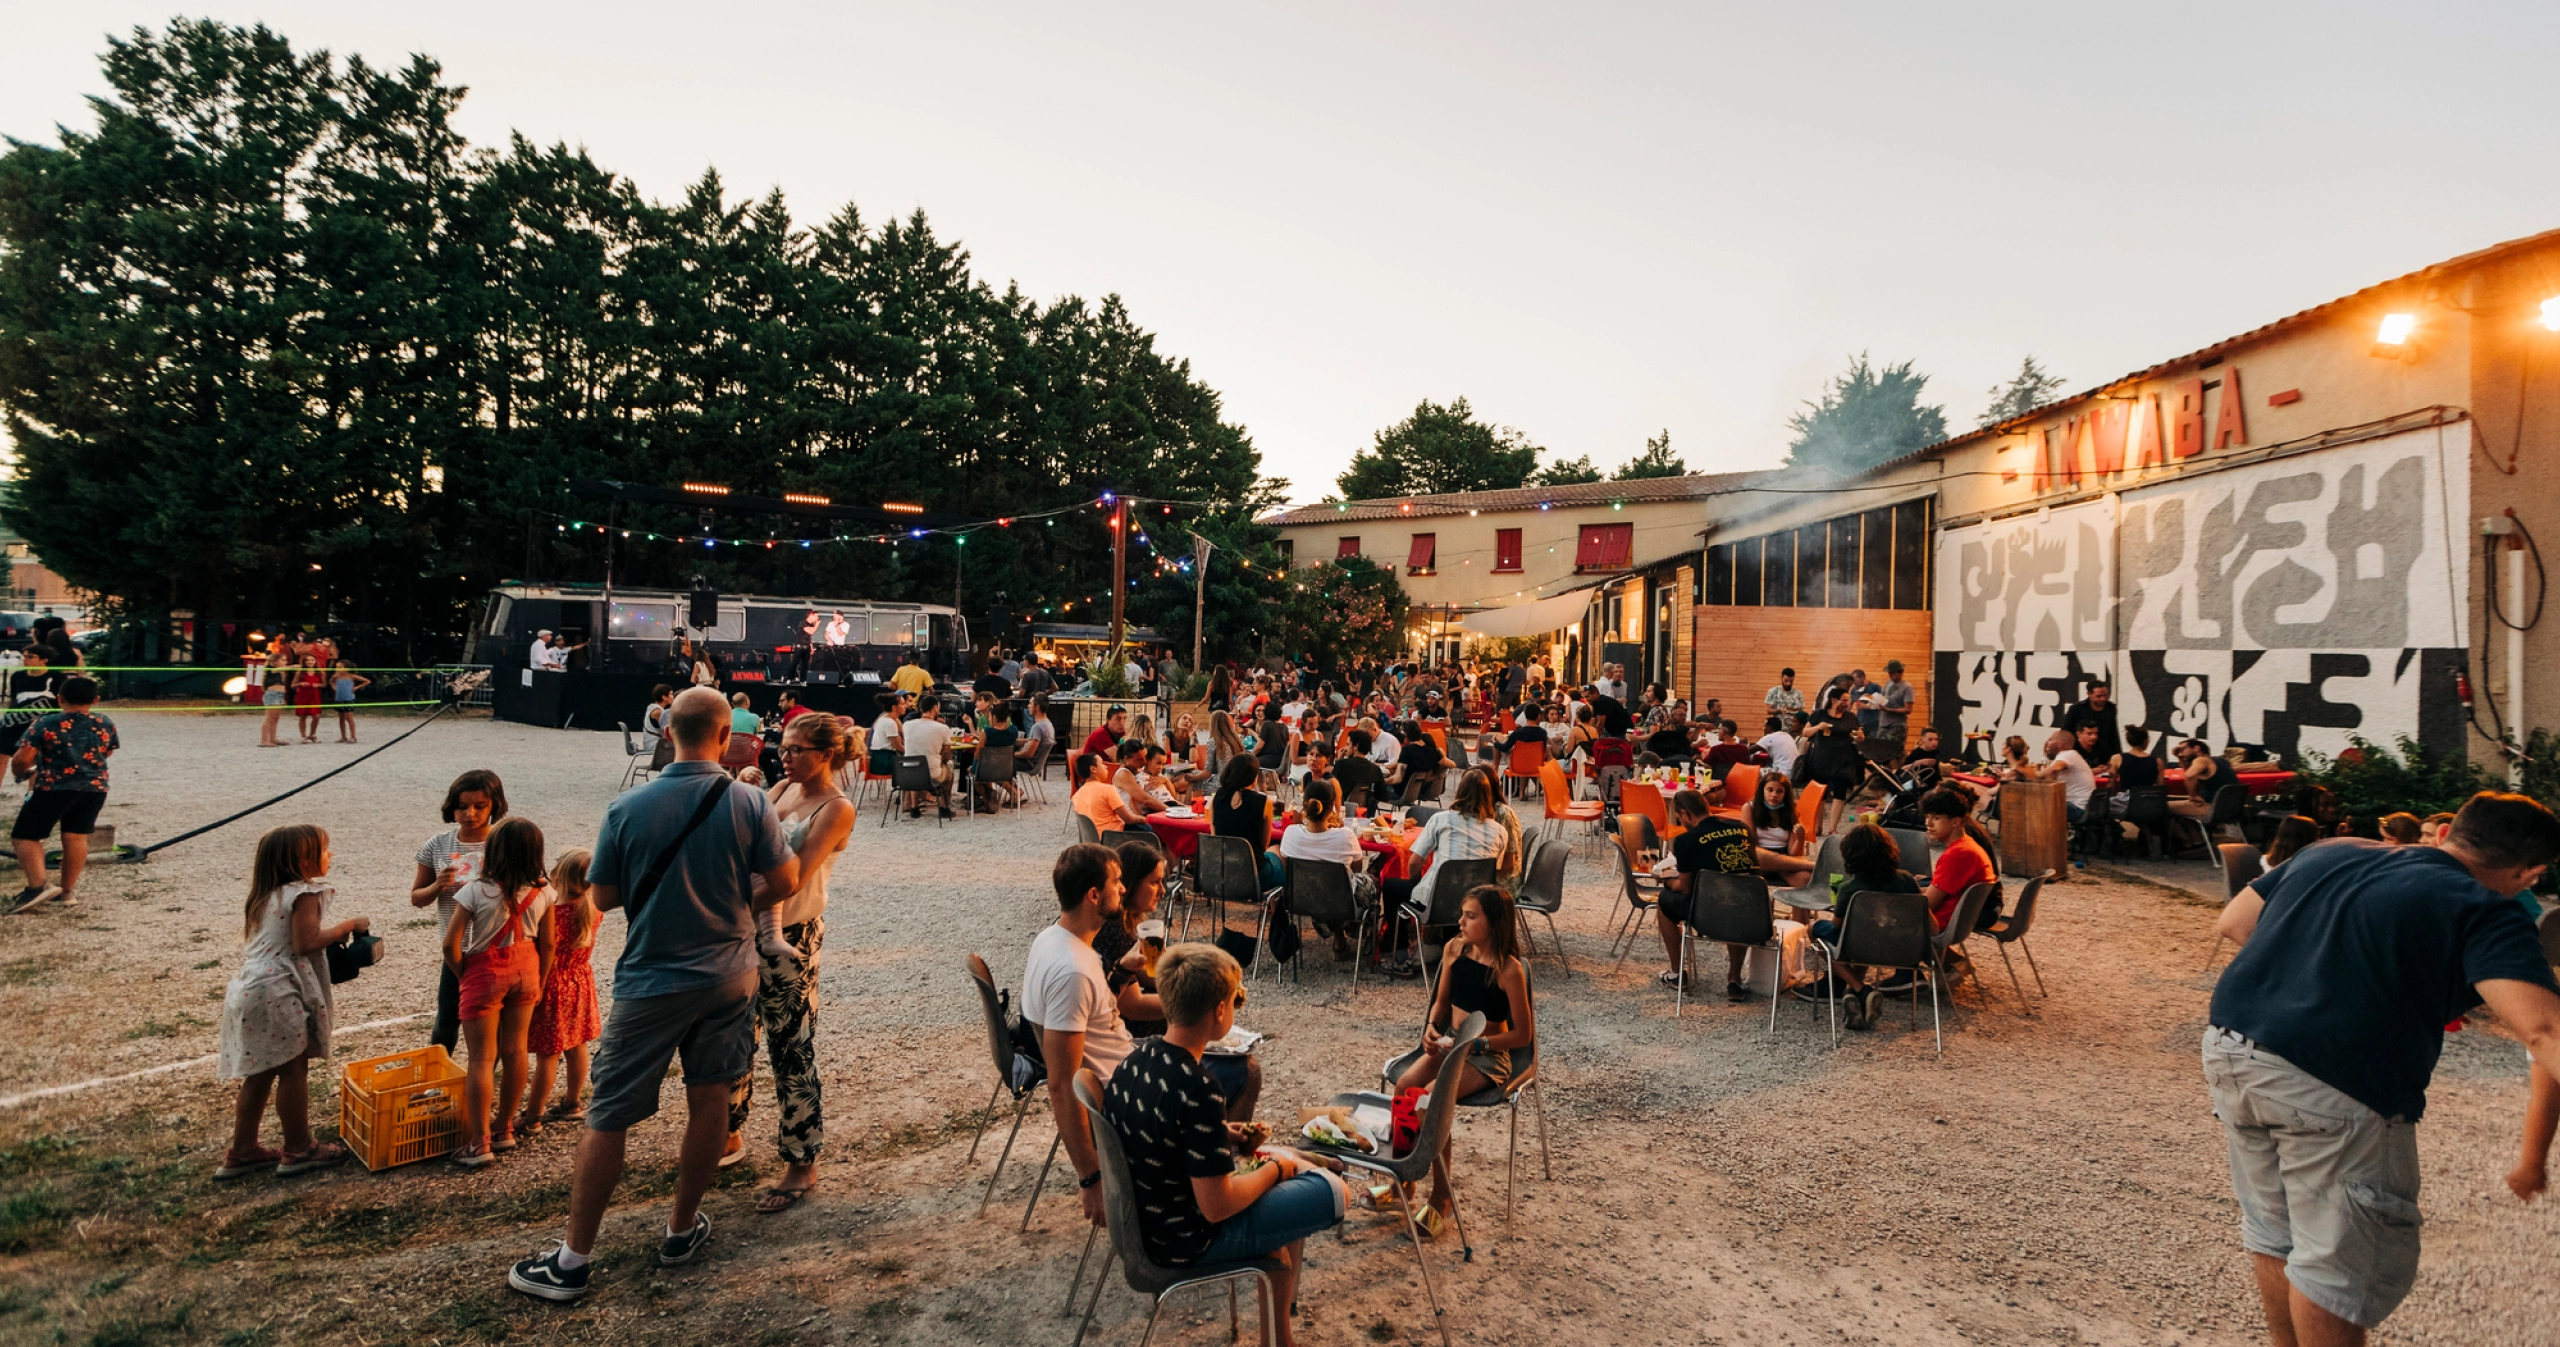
[1259,470,1776,526]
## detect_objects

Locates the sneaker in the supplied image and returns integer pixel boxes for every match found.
[937,807,955,821]
[275,1141,347,1175]
[1862,988,1886,1026]
[659,1211,711,1266]
[1790,982,1827,1003]
[1382,956,1424,981]
[7,885,57,916]
[1725,981,1749,1004]
[1655,968,1687,989]
[717,1132,747,1168]
[451,1142,496,1170]
[509,1241,592,1302]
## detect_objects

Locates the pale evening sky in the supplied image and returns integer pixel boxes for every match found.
[5,3,2557,503]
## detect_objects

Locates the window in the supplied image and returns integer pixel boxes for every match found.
[1793,526,1826,607]
[1406,533,1436,575]
[1276,539,1293,567]
[1699,497,1935,609]
[1337,536,1361,560]
[608,602,676,641]
[1574,523,1633,571]
[1494,528,1523,573]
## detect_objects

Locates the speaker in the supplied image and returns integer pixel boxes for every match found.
[688,588,720,628]
[810,670,840,686]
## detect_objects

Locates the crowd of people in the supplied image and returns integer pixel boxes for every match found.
[165,637,2560,1346]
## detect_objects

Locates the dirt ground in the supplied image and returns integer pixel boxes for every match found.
[0,707,2554,1346]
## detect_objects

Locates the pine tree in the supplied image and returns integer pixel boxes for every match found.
[1783,354,1948,475]
[1978,356,2068,428]
[1612,429,1686,480]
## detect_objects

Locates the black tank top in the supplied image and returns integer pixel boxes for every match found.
[1446,953,1511,1028]
[2116,753,2160,790]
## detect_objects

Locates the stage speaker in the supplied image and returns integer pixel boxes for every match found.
[688,588,721,628]
[811,670,840,685]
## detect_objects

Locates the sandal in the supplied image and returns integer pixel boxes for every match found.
[513,1116,545,1139]
[215,1144,281,1179]
[275,1141,347,1175]
[543,1099,586,1123]
[491,1131,519,1153]
[756,1182,818,1213]
[451,1142,496,1170]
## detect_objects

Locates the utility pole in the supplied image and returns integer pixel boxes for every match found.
[1108,496,1127,661]
[1189,532,1214,672]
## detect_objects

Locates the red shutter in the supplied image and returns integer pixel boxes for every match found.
[1406,533,1436,572]
[1337,536,1360,559]
[1494,528,1522,573]
[1576,524,1633,570]
[1574,526,1606,568]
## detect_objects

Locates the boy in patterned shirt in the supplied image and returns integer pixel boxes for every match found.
[9,676,117,914]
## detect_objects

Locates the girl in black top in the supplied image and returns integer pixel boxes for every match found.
[1390,881,1533,1233]
[1211,754,1282,889]
[1798,690,1865,834]
[1814,823,1920,1028]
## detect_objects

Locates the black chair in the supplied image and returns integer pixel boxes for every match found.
[1269,857,1376,990]
[1379,992,1548,1226]
[1100,825,1186,907]
[2119,787,2173,859]
[1830,888,1940,1055]
[962,955,1049,1218]
[1885,827,1931,874]
[1405,858,1500,997]
[1511,839,1571,973]
[1978,871,2049,1004]
[969,742,1017,817]
[1679,872,1817,1035]
[1929,881,1998,1007]
[2170,784,2246,858]
[883,755,942,828]
[1607,836,1664,970]
[1068,1071,1283,1347]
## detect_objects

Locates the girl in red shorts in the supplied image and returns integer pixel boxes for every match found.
[291,655,325,743]
[442,816,552,1168]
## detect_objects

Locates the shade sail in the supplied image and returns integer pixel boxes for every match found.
[1448,589,1595,638]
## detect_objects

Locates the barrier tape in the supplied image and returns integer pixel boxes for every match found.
[91,699,450,713]
[130,700,459,859]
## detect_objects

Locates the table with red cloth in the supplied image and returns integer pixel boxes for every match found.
[1143,812,1422,879]
[2165,768,2297,796]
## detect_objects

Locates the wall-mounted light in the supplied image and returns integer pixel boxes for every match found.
[2370,312,2420,361]
[881,502,924,515]
[2542,298,2560,332]
[783,492,830,506]
[682,481,730,496]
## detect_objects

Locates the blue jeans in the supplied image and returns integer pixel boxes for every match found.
[1195,1171,1345,1264]
[1257,850,1285,890]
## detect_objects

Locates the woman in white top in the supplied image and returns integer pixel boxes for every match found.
[1278,778,1373,958]
[1381,771,1509,976]
[733,711,858,1211]
[866,691,906,778]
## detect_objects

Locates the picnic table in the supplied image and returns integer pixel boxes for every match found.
[1144,812,1423,880]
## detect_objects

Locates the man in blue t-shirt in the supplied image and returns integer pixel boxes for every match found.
[2204,792,2560,1343]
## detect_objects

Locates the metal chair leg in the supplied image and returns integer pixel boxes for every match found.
[1929,972,1943,1058]
[1395,1180,1456,1347]
[977,1093,1032,1216]
[1998,943,2027,1007]
[1505,1099,1519,1227]
[964,1079,1002,1166]
[2017,936,2048,996]
[1064,1224,1099,1315]
[1228,1280,1239,1344]
[1020,1132,1062,1231]
[1531,1077,1551,1179]
[1766,944,1782,1035]
[1542,912,1570,975]
[1071,1247,1115,1347]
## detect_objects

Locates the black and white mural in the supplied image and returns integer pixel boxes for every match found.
[1932,423,2471,762]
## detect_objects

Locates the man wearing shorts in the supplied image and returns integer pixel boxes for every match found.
[510,687,797,1302]
[8,675,114,915]
[2204,792,2560,1344]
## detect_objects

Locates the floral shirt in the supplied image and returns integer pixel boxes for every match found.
[25,710,118,792]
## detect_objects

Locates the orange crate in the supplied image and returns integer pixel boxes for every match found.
[340,1046,465,1171]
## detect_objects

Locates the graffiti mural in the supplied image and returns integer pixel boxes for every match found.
[1933,423,2471,763]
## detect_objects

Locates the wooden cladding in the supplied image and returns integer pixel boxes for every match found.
[1702,498,1931,611]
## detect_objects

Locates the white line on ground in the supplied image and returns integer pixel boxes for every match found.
[0,1012,430,1110]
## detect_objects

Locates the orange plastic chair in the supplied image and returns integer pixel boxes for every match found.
[1500,710,1517,733]
[1422,725,1449,756]
[1795,780,1826,838]
[1722,764,1760,814]
[1505,741,1546,797]
[1537,761,1606,848]
[1621,780,1670,838]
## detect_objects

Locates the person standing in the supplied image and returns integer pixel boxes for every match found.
[411,771,506,1051]
[2203,793,2560,1346]
[7,676,116,915]
[508,688,798,1302]
[1870,660,1914,761]
[1764,668,1805,732]
[2060,681,2122,765]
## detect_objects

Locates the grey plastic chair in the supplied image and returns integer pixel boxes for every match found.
[1017,737,1053,805]
[1930,880,1998,1006]
[1194,833,1268,943]
[1774,833,1845,912]
[2197,845,2262,971]
[883,755,942,827]
[1068,1070,1284,1347]
[1831,888,1940,1055]
[1101,826,1186,906]
[1269,857,1375,991]
[1678,872,1810,1034]
[1406,858,1500,997]
[1299,1012,1487,1345]
[1607,838,1663,969]
[1409,802,1444,825]
[963,955,1049,1218]
[1379,993,1547,1226]
[2172,784,2247,857]
[1978,871,2049,1003]
[1074,812,1103,846]
[1886,827,1931,875]
[616,722,657,790]
[970,742,1016,817]
[1511,839,1571,973]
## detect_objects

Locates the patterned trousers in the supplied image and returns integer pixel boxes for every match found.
[728,917,824,1164]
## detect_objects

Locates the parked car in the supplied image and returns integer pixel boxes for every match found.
[0,612,43,652]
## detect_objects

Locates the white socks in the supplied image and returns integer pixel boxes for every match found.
[555,1245,590,1270]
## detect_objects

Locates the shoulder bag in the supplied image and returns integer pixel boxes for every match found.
[626,775,734,921]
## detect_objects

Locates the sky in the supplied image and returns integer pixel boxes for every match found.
[5,3,2558,503]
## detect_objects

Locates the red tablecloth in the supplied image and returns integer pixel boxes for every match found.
[1144,813,1419,879]
[2165,768,2296,794]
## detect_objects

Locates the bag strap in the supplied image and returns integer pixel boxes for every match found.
[627,775,733,921]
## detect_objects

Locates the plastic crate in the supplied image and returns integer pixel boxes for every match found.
[340,1046,465,1171]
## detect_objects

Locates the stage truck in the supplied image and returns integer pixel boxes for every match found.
[473,583,971,730]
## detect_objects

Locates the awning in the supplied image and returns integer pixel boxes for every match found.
[1406,533,1436,571]
[1446,589,1596,638]
[1030,623,1165,644]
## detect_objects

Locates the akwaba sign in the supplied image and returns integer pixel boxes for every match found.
[1934,421,2470,763]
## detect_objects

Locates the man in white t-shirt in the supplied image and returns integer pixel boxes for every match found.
[1023,842,1134,1226]
[900,699,956,820]
[1364,719,1401,766]
[2045,726,2098,824]
[1756,715,1799,775]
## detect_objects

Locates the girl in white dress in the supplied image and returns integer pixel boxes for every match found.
[217,824,368,1178]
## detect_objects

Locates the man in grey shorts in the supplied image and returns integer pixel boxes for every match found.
[2205,791,2560,1344]
[510,687,797,1302]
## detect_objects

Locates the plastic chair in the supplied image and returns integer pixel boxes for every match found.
[1074,812,1102,846]
[2218,843,2262,900]
[971,742,1017,817]
[1511,839,1571,973]
[963,955,1049,1217]
[1505,742,1546,799]
[616,722,656,791]
[1677,873,1805,1034]
[1978,871,2049,1003]
[1886,827,1931,875]
[1017,737,1052,805]
[1620,781,1670,839]
[1794,780,1827,838]
[1722,764,1760,814]
[1268,857,1375,990]
[1067,1071,1284,1347]
[1929,880,1998,1006]
[1101,826,1186,906]
[883,755,942,827]
[720,729,763,775]
[1773,833,1844,912]
[1831,888,1940,1055]
[2170,784,2247,858]
[1298,1012,1486,1342]
[1535,762,1605,850]
[1189,833,1262,942]
[1405,858,1500,997]
[2119,787,2173,858]
[1607,833,1664,969]
[1379,1003,1548,1227]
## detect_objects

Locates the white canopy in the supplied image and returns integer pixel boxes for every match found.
[1447,589,1596,638]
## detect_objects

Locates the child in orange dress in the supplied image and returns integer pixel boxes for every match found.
[518,848,600,1133]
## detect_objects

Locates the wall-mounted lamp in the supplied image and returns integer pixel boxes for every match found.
[2371,312,2419,361]
[2542,298,2560,332]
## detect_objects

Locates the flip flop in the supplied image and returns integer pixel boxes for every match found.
[215,1145,282,1179]
[756,1182,818,1214]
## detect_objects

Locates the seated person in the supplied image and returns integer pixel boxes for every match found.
[728,691,762,736]
[1139,744,1194,808]
[1100,944,1346,1329]
[1392,722,1446,802]
[1920,787,1996,935]
[1073,752,1152,835]
[1501,706,1550,758]
[2044,726,2098,825]
[1211,754,1286,889]
[2170,738,2225,820]
[900,698,956,820]
[1702,720,1756,777]
[975,702,1023,810]
[1652,788,1767,1002]
[1093,843,1260,1117]
[1278,779,1374,960]
[1901,726,1946,772]
[1755,716,1798,776]
[1806,822,1918,1029]
[1743,773,1817,883]
[1332,730,1389,810]
[1112,738,1169,817]
[1642,717,1696,763]
[1390,882,1534,1238]
[1364,718,1402,766]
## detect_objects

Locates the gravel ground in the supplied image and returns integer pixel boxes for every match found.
[0,707,2553,1345]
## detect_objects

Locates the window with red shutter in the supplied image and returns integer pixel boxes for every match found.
[1494,528,1522,573]
[1406,533,1436,574]
[1337,536,1360,559]
[1575,523,1632,571]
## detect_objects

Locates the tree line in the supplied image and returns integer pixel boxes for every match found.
[0,20,1296,664]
